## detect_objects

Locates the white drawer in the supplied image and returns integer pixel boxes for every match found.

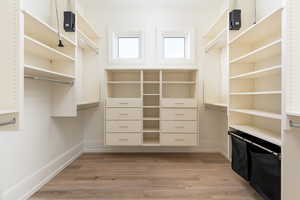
[161,121,197,133]
[161,109,197,121]
[161,99,197,108]
[106,133,141,146]
[106,108,142,120]
[106,121,142,133]
[160,134,198,146]
[106,98,142,107]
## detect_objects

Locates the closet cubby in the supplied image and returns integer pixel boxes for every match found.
[143,133,160,146]
[162,84,196,99]
[229,7,283,146]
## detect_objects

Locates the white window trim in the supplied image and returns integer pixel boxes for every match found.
[157,28,196,65]
[108,29,145,65]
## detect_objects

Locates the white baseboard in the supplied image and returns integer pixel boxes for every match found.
[84,140,220,153]
[2,142,83,200]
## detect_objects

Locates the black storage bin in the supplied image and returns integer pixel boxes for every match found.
[231,133,250,180]
[249,144,281,200]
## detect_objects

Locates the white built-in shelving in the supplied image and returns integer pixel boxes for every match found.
[76,10,101,110]
[105,69,198,146]
[229,8,283,145]
[204,8,229,111]
[24,65,75,81]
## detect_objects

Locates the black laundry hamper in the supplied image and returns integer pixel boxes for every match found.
[231,133,250,180]
[249,144,281,200]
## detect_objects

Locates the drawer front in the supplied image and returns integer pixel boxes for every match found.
[161,109,197,121]
[106,98,142,107]
[160,134,198,146]
[106,133,141,146]
[106,108,142,120]
[161,121,197,133]
[106,121,141,133]
[161,99,197,108]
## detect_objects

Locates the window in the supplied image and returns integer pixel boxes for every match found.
[118,37,140,59]
[164,37,186,59]
[109,30,145,64]
[157,29,195,65]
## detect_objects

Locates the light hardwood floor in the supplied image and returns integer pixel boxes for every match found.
[30,153,261,200]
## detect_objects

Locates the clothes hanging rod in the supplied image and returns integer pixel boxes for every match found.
[25,75,74,85]
[290,120,300,128]
[0,118,16,127]
[228,131,281,159]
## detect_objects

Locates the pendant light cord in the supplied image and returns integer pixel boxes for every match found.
[55,0,64,47]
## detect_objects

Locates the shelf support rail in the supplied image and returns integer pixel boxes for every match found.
[228,131,281,160]
[0,118,16,127]
[25,75,74,85]
[290,120,300,128]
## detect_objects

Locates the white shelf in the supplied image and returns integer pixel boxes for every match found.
[230,7,283,45]
[230,91,282,95]
[143,81,160,84]
[78,29,99,53]
[77,11,100,41]
[204,9,228,39]
[230,40,281,64]
[143,117,160,121]
[205,103,228,108]
[205,29,227,52]
[230,125,281,146]
[24,36,75,62]
[144,94,160,96]
[143,129,160,133]
[107,81,141,84]
[0,110,18,115]
[287,112,300,117]
[230,65,281,80]
[230,109,282,120]
[23,10,76,48]
[24,64,75,81]
[77,101,100,110]
[163,81,196,84]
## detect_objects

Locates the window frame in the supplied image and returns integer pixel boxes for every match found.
[157,28,196,65]
[109,30,145,65]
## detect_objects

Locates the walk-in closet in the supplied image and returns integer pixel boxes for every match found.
[0,0,300,199]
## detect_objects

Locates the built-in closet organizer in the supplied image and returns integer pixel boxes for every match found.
[0,0,101,131]
[203,9,229,111]
[105,69,199,146]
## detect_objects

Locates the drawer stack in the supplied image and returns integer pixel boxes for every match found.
[105,98,143,146]
[105,69,199,147]
[160,99,198,146]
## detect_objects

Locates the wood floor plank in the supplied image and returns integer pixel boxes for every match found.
[30,153,261,200]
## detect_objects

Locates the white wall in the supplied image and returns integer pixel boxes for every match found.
[0,1,84,199]
[79,0,226,153]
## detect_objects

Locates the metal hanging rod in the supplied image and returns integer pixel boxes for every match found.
[25,75,74,85]
[290,120,300,128]
[228,131,281,159]
[0,118,16,127]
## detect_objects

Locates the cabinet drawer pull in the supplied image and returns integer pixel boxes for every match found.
[175,126,185,129]
[175,138,185,142]
[119,103,129,105]
[119,138,129,142]
[119,113,129,116]
[119,126,129,128]
[175,114,184,116]
[175,103,184,105]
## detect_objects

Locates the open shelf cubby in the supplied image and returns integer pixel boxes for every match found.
[143,133,160,146]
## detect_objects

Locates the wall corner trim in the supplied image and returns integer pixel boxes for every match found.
[2,142,84,200]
